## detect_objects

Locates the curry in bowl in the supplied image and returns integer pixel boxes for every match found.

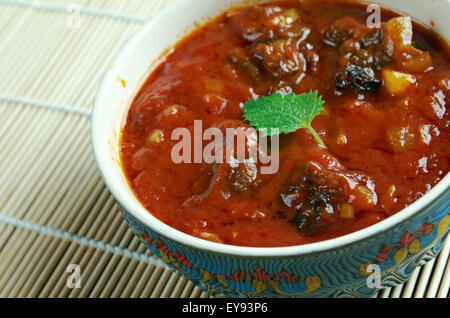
[120,0,449,248]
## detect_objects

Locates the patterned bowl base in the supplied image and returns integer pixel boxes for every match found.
[120,206,449,298]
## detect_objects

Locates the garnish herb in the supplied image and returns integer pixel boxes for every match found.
[242,91,326,148]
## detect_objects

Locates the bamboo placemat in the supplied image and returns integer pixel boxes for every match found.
[0,0,448,298]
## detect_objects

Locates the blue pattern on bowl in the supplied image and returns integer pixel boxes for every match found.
[119,189,449,298]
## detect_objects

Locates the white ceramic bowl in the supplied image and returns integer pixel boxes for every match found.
[92,0,450,297]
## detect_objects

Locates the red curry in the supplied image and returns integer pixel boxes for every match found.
[120,0,450,247]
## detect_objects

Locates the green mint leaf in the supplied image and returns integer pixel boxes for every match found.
[242,91,326,148]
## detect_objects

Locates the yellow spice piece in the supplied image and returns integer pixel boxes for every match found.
[387,184,396,197]
[283,8,300,22]
[199,232,223,244]
[387,126,416,154]
[271,8,300,27]
[146,129,164,145]
[385,17,413,49]
[335,134,348,145]
[340,203,355,219]
[356,185,374,205]
[164,105,180,116]
[202,78,223,93]
[272,39,287,50]
[382,69,416,94]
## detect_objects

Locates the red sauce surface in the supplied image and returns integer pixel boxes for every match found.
[121,0,450,247]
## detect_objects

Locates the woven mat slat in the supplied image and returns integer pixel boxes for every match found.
[0,0,447,298]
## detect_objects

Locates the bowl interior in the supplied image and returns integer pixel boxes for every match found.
[92,0,450,257]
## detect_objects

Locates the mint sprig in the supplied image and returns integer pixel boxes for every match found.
[242,91,326,148]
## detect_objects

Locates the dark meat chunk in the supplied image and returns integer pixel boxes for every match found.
[323,25,353,47]
[183,158,262,207]
[229,6,305,42]
[215,122,263,194]
[228,5,281,42]
[361,28,384,48]
[277,155,376,235]
[184,121,264,207]
[227,7,318,83]
[229,47,264,83]
[251,40,307,77]
[335,64,381,92]
[229,38,316,81]
[278,161,342,235]
[293,178,341,235]
[268,8,307,40]
[323,17,392,93]
[347,47,391,71]
[335,37,391,92]
[324,21,384,48]
[218,158,262,193]
[322,17,363,47]
[334,45,390,92]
